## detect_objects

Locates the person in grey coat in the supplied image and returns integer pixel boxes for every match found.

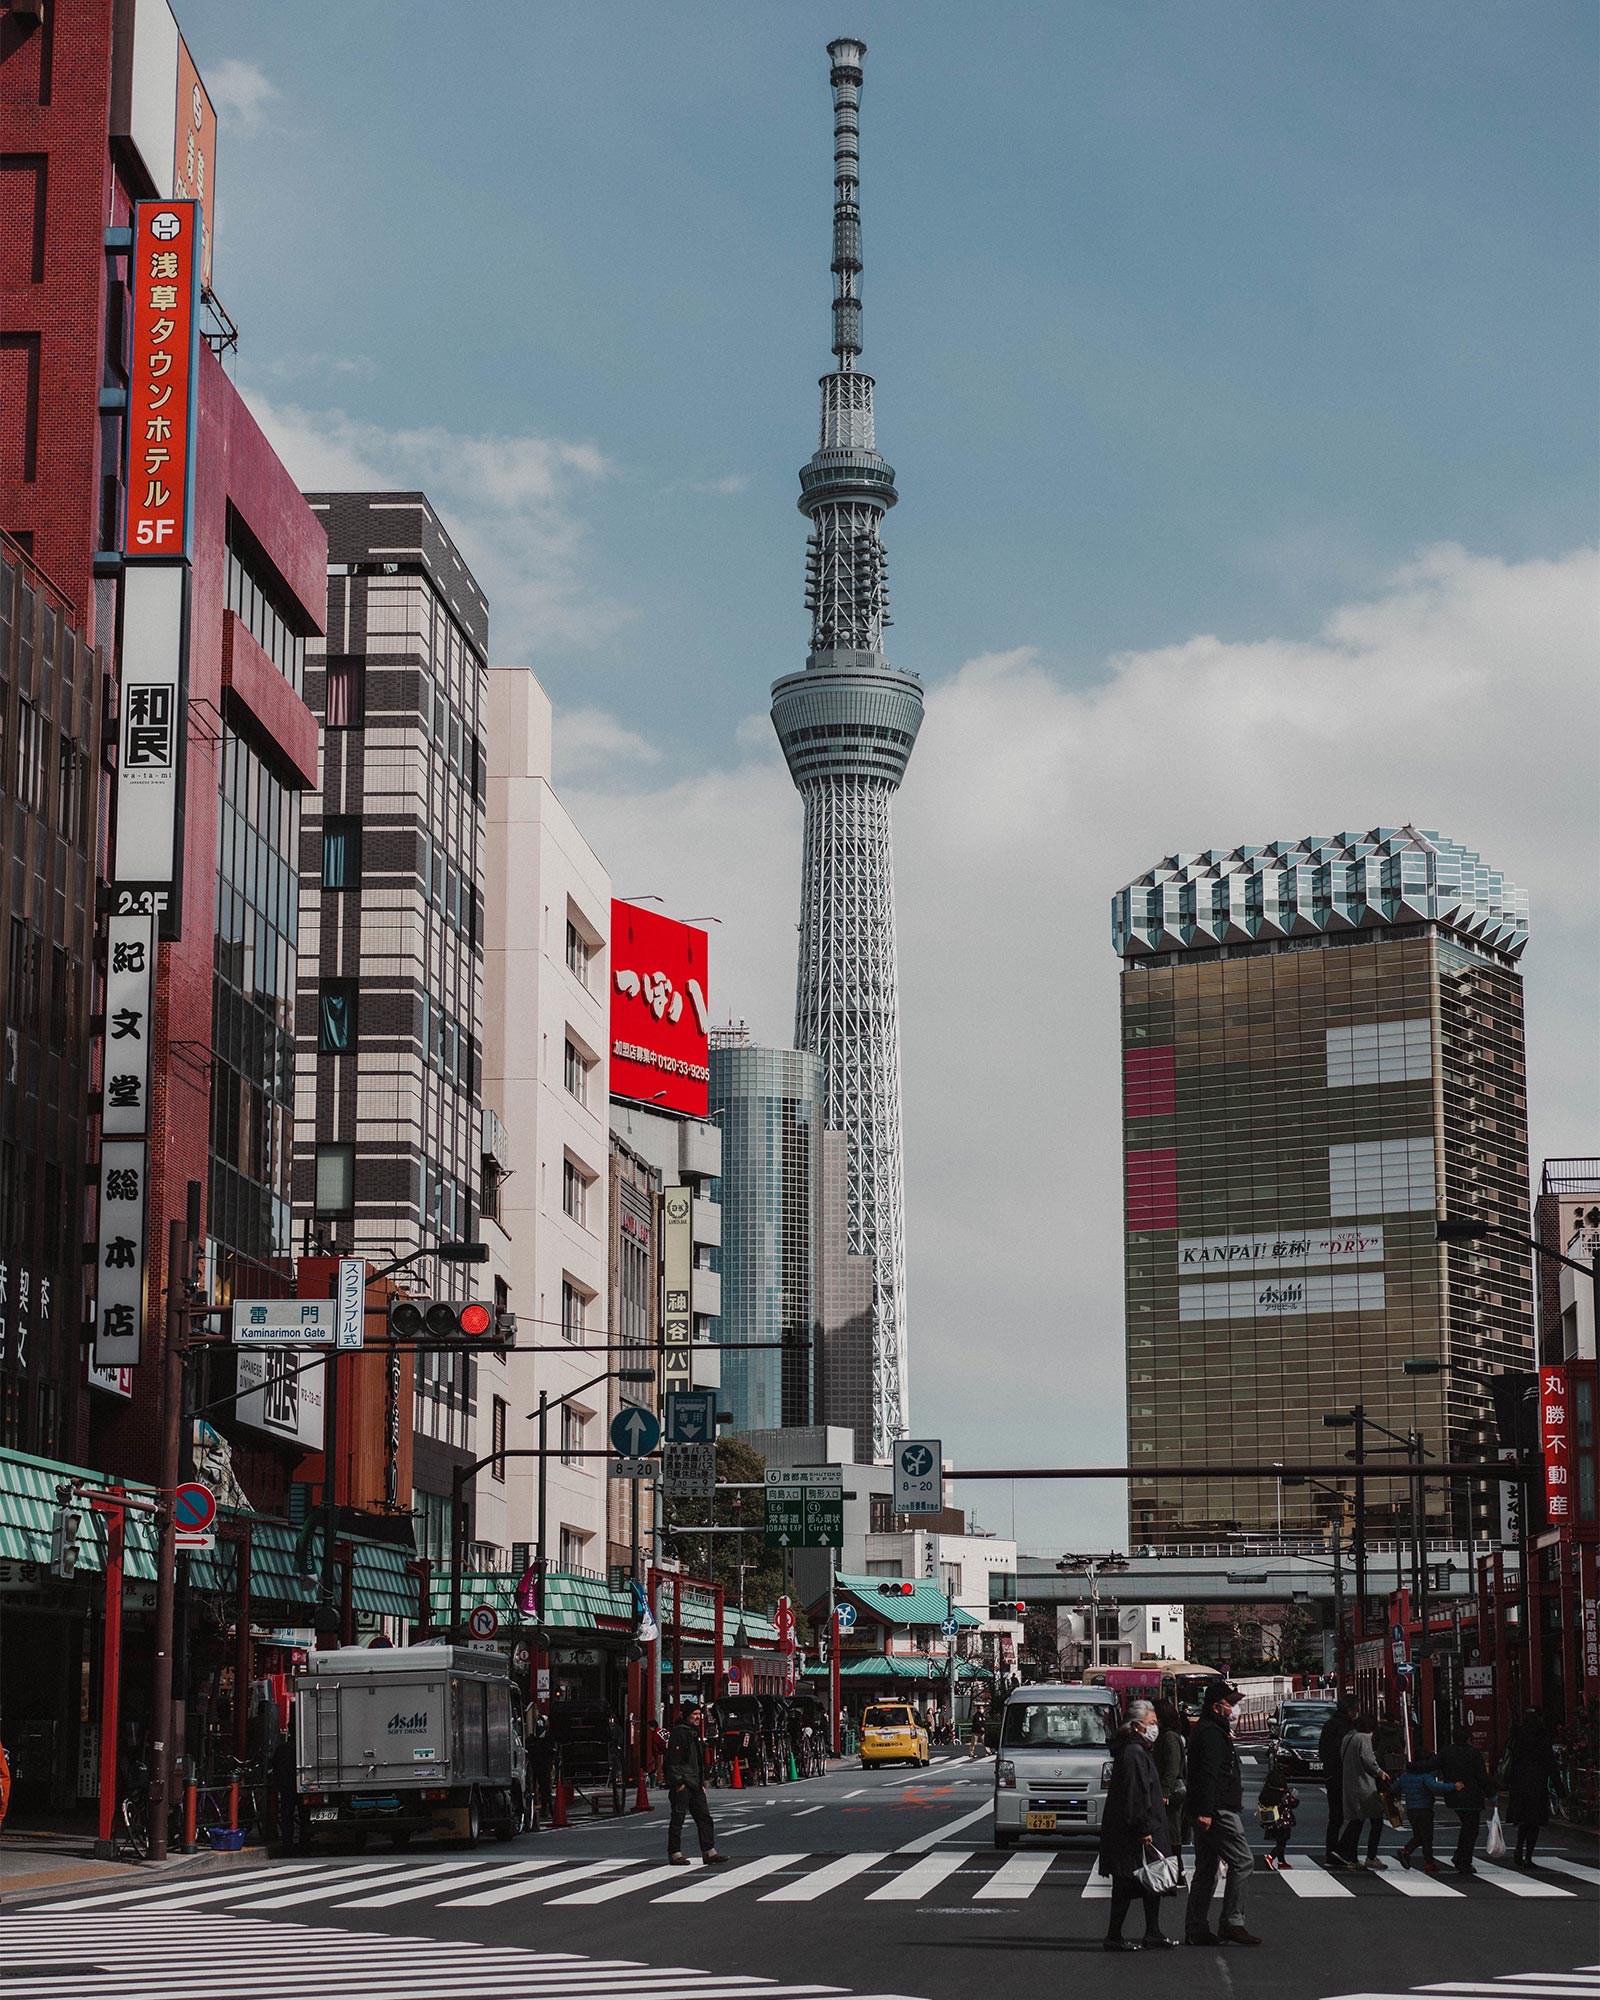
[1335,1713,1390,1869]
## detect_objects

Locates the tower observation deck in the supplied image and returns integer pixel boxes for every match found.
[771,38,923,1459]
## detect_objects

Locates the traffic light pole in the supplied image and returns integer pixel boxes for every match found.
[147,1216,188,1864]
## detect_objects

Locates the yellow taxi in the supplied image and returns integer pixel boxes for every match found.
[859,1701,931,1768]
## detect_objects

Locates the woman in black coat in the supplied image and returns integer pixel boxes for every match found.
[1505,1709,1558,1868]
[1097,1701,1175,1951]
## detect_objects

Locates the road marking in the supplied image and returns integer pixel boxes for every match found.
[1465,1860,1574,1898]
[334,1857,564,1907]
[895,1801,993,1852]
[1380,1863,1461,1899]
[652,1853,800,1902]
[792,1805,826,1817]
[1539,1858,1600,1887]
[762,1853,888,1903]
[24,1863,335,1910]
[220,1857,489,1909]
[1276,1855,1353,1898]
[546,1861,702,1904]
[440,1859,632,1906]
[842,1788,867,1799]
[1080,1868,1111,1898]
[986,1851,1054,1898]
[866,1850,969,1901]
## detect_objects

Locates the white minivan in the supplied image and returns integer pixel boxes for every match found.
[990,1683,1122,1848]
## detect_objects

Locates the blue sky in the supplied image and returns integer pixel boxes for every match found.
[194,1,1595,740]
[188,3,1599,1553]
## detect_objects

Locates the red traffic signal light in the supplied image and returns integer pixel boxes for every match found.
[389,1297,502,1342]
[876,1580,916,1597]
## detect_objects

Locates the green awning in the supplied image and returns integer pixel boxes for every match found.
[427,1568,637,1633]
[0,1446,161,1578]
[825,1574,980,1631]
[801,1652,986,1682]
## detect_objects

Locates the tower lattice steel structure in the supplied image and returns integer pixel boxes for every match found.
[771,38,923,1458]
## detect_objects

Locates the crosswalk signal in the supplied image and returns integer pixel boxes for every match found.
[50,1505,82,1580]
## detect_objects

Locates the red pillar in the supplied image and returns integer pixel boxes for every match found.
[671,1574,683,1719]
[95,1492,126,1853]
[713,1584,725,1696]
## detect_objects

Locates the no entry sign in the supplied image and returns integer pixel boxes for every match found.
[174,1480,216,1552]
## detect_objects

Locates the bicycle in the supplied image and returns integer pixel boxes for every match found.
[114,1768,182,1862]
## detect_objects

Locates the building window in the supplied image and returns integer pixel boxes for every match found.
[866,1559,904,1578]
[56,737,87,843]
[13,700,47,814]
[563,1038,591,1105]
[559,1527,588,1573]
[318,979,359,1053]
[563,1158,590,1227]
[314,1141,355,1215]
[565,919,591,987]
[491,1396,508,1481]
[321,816,361,890]
[561,1279,585,1344]
[412,1489,451,1563]
[323,656,365,728]
[941,1563,962,1598]
[226,528,307,692]
[560,1406,584,1466]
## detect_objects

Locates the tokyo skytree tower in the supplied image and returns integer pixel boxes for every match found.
[771,38,923,1459]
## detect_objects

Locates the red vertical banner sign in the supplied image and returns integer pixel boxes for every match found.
[123,201,201,559]
[1540,1365,1572,1531]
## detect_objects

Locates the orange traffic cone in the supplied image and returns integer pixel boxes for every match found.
[551,1779,569,1829]
[731,1757,743,1789]
[633,1767,653,1812]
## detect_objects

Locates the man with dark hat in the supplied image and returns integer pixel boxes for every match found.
[664,1696,728,1867]
[1184,1681,1261,1947]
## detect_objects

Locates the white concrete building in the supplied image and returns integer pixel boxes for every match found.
[1056,1601,1187,1669]
[480,667,612,1577]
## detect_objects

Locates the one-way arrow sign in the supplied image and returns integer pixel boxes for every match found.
[609,1404,661,1457]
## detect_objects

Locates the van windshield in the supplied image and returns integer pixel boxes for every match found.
[1001,1702,1114,1749]
[863,1707,914,1730]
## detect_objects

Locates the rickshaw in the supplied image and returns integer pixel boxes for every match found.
[546,1698,625,1815]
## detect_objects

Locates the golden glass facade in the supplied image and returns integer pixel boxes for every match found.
[1122,925,1530,1544]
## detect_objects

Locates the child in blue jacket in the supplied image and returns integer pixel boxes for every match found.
[1397,1755,1462,1873]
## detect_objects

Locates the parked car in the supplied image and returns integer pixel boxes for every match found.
[990,1682,1121,1849]
[1269,1698,1340,1775]
[859,1701,930,1769]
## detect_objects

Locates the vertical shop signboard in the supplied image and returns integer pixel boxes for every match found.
[93,1142,148,1369]
[1540,1366,1571,1530]
[663,1185,693,1393]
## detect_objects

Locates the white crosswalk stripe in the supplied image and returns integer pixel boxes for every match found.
[0,1911,917,2000]
[17,1845,1591,1921]
[1318,1962,1600,1999]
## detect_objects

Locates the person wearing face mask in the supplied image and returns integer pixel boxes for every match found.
[1096,1700,1175,1952]
[1184,1682,1261,1948]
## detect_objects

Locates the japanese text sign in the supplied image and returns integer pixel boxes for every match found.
[610,901,710,1118]
[1540,1366,1571,1530]
[172,39,217,290]
[663,1186,693,1391]
[93,1140,148,1369]
[102,912,155,1135]
[123,201,200,559]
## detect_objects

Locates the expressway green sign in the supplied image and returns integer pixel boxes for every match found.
[764,1479,843,1550]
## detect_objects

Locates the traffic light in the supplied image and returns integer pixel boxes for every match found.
[876,1580,916,1597]
[388,1297,511,1345]
[50,1505,82,1580]
[992,1599,1027,1619]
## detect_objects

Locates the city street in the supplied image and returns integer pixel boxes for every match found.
[5,1751,1596,2000]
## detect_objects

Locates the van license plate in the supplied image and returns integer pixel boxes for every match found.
[1025,1812,1057,1832]
[310,1808,338,1822]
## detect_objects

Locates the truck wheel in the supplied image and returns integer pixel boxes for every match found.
[494,1790,516,1841]
[463,1790,482,1848]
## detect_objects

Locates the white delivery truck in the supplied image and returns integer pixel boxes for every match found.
[294,1644,527,1847]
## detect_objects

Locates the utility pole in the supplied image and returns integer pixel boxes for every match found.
[147,1215,190,1863]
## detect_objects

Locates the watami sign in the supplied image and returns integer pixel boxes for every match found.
[610,902,710,1118]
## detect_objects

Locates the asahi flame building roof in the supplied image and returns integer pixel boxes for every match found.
[770,39,923,1458]
[1112,827,1529,962]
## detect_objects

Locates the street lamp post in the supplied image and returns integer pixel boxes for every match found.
[1321,1409,1367,1639]
[1280,1473,1350,1688]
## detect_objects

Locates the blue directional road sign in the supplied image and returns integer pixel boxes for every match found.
[610,1404,661,1457]
[664,1388,716,1444]
[836,1601,857,1629]
[941,1616,959,1637]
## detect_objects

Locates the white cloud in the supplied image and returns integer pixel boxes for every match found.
[563,542,1600,1552]
[207,57,278,136]
[659,472,752,497]
[241,394,627,655]
[554,706,663,782]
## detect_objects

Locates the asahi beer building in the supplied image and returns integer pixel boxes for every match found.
[1112,828,1532,1545]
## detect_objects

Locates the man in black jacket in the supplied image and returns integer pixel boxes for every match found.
[1438,1728,1496,1876]
[1184,1683,1260,1948]
[665,1697,727,1867]
[1318,1696,1358,1864]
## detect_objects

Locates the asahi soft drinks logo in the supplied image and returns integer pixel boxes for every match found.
[387,1710,428,1734]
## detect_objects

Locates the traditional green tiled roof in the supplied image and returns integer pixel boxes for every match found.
[0,1447,416,1615]
[425,1569,781,1645]
[801,1652,993,1682]
[828,1574,979,1630]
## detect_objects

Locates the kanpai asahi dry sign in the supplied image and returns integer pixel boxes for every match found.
[610,901,710,1118]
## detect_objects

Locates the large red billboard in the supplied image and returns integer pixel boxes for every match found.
[123,199,201,559]
[610,902,710,1118]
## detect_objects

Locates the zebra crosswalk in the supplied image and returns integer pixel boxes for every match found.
[1316,1958,1600,2000]
[0,1910,927,2000]
[19,1848,1599,1919]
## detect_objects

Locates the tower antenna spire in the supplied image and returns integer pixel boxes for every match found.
[771,38,924,1461]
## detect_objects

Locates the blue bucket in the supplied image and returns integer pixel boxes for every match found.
[207,1827,246,1852]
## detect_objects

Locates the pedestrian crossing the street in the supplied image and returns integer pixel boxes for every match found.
[23,1849,1599,1919]
[0,1910,928,2000]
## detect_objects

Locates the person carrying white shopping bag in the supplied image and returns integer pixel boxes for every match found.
[1438,1727,1498,1878]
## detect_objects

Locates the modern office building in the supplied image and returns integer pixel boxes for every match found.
[709,1033,822,1432]
[481,664,612,1577]
[770,39,923,1459]
[1111,827,1532,1544]
[295,491,490,1548]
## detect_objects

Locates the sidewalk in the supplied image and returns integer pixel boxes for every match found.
[0,1829,269,1905]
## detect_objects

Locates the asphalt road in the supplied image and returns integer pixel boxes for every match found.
[5,1748,1597,2000]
